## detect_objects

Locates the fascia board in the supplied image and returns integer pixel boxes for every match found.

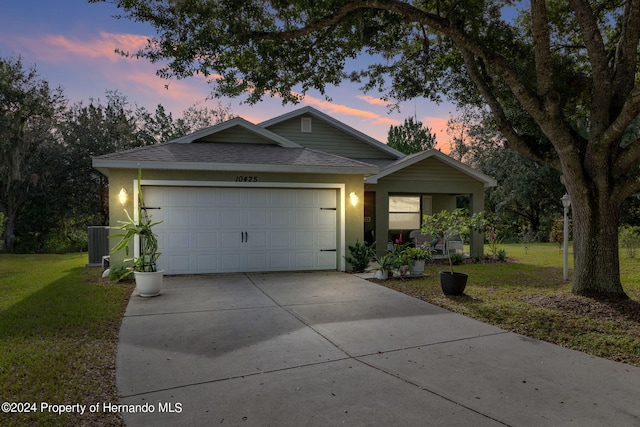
[91,158,377,175]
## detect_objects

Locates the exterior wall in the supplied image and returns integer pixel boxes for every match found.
[196,127,276,144]
[106,168,365,271]
[264,115,397,159]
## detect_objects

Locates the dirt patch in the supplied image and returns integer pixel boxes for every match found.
[524,293,640,324]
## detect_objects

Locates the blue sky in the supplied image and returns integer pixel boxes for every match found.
[0,0,457,146]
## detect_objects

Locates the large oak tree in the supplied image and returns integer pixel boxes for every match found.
[92,0,640,298]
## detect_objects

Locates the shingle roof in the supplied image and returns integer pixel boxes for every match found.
[93,142,378,174]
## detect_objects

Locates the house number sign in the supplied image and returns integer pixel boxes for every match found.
[235,176,258,182]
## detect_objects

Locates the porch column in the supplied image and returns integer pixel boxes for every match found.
[375,190,389,255]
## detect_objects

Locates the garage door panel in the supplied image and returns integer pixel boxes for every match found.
[317,231,337,247]
[295,210,315,227]
[166,208,191,226]
[196,255,219,273]
[144,186,337,274]
[196,232,218,249]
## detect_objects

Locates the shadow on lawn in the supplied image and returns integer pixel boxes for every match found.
[0,265,132,340]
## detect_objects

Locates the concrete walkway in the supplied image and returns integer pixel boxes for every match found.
[117,272,640,426]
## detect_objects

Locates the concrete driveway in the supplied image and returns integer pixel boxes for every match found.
[117,272,640,426]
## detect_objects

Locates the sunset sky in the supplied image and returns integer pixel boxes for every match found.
[1,1,458,147]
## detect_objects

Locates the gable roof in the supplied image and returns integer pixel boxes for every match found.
[365,149,498,187]
[259,106,405,159]
[167,116,301,147]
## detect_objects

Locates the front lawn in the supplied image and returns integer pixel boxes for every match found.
[377,243,640,367]
[0,253,133,426]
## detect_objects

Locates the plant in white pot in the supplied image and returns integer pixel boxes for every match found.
[406,246,432,276]
[371,251,395,280]
[421,209,484,295]
[110,168,164,297]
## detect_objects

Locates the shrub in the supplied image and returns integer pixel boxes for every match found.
[450,252,464,265]
[619,225,640,258]
[345,239,372,272]
[109,264,134,282]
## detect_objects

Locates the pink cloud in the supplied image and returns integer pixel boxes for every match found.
[303,95,399,126]
[14,31,149,63]
[356,95,389,107]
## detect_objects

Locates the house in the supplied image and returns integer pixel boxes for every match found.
[93,106,496,275]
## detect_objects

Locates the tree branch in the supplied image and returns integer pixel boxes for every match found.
[567,0,612,137]
[612,0,640,113]
[530,0,554,98]
[459,49,559,169]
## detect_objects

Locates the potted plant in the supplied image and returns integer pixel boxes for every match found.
[421,209,484,295]
[393,243,413,276]
[110,168,164,297]
[371,252,395,280]
[406,246,432,276]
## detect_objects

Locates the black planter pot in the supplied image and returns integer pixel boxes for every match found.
[439,271,468,296]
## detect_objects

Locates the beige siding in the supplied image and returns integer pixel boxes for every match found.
[265,115,396,159]
[196,127,277,144]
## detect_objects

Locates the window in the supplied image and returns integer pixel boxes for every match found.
[389,196,421,229]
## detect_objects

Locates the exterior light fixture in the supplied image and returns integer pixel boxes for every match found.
[349,192,359,207]
[118,188,128,206]
[561,193,571,281]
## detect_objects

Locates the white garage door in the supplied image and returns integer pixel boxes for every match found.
[141,186,338,274]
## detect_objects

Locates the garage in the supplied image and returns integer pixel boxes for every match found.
[142,186,338,274]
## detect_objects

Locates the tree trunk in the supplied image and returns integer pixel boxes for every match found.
[2,210,17,253]
[570,190,628,299]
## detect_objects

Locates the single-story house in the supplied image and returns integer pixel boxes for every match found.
[93,106,496,274]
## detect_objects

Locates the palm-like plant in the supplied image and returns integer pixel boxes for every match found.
[110,168,162,272]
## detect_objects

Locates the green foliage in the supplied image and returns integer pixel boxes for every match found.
[549,217,572,252]
[450,252,464,265]
[109,264,134,282]
[405,246,432,261]
[619,226,640,259]
[372,252,396,272]
[387,116,437,154]
[345,239,372,273]
[422,209,485,273]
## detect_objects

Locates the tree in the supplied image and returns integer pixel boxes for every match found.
[448,108,564,241]
[0,56,65,252]
[387,116,436,154]
[92,1,640,299]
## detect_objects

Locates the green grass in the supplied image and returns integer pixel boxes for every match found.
[380,243,640,367]
[0,253,133,426]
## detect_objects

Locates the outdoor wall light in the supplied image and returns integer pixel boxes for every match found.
[118,188,128,206]
[349,191,359,207]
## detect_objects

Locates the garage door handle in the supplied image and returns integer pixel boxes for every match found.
[320,249,337,252]
[320,207,337,210]
[245,232,248,242]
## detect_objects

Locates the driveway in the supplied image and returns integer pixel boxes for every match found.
[117,272,640,426]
